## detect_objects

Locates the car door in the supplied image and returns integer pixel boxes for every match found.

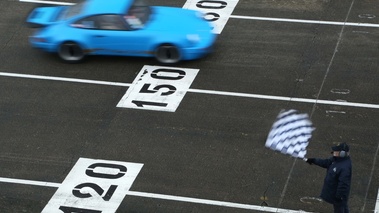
[91,14,150,56]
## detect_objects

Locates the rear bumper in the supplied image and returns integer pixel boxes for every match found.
[29,37,57,52]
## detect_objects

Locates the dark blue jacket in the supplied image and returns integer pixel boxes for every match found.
[313,156,352,204]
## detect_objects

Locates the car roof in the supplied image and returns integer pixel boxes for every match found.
[82,0,133,16]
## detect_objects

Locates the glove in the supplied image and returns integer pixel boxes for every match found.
[306,158,315,165]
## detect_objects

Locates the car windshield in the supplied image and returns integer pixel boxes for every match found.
[124,0,151,29]
[57,0,86,21]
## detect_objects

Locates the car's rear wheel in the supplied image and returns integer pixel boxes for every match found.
[58,42,85,63]
[155,44,181,64]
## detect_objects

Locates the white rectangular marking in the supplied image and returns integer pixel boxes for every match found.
[183,0,240,34]
[117,66,199,112]
[42,158,143,213]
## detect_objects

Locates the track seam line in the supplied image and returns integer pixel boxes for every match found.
[278,0,356,208]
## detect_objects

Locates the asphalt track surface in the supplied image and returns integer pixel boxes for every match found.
[1,0,379,212]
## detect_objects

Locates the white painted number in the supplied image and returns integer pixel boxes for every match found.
[117,65,199,112]
[42,158,143,213]
[183,0,239,34]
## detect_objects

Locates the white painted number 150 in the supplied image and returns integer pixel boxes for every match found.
[131,69,186,108]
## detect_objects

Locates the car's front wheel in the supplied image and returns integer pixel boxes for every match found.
[58,42,85,63]
[155,44,181,64]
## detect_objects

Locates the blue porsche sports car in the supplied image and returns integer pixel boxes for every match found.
[26,0,216,63]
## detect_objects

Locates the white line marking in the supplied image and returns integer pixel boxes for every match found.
[326,110,346,114]
[1,72,379,109]
[0,72,131,87]
[188,88,379,109]
[126,191,312,213]
[0,177,61,187]
[19,0,74,5]
[230,15,379,28]
[0,177,312,213]
[375,188,379,213]
[330,89,350,94]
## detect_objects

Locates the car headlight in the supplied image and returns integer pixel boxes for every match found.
[186,34,201,44]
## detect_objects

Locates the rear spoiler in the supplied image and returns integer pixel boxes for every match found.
[26,6,65,28]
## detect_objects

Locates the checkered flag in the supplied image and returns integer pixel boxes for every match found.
[265,109,315,159]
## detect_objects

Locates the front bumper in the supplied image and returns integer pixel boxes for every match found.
[181,35,217,60]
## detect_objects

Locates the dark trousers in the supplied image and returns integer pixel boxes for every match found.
[333,201,349,213]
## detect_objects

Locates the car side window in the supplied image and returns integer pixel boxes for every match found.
[97,15,127,30]
[72,16,97,29]
[124,0,151,30]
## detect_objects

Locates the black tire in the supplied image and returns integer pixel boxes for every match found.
[155,44,181,64]
[58,42,85,63]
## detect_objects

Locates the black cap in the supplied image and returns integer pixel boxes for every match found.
[331,143,349,152]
